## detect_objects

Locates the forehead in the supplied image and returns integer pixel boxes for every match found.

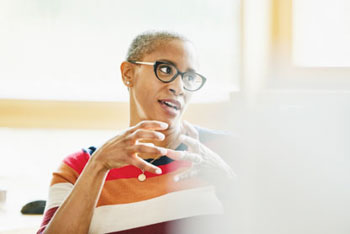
[144,40,198,70]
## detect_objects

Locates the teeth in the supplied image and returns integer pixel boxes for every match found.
[162,101,178,110]
[164,101,175,108]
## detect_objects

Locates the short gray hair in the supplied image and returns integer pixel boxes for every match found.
[126,31,188,61]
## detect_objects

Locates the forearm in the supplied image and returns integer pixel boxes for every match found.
[44,158,108,234]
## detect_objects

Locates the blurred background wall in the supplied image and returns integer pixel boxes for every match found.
[232,0,350,233]
[1,0,350,233]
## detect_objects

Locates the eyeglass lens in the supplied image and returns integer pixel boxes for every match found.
[155,63,203,91]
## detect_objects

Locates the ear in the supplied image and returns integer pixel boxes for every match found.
[120,61,135,87]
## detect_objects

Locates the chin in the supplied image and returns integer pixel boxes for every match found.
[156,115,182,129]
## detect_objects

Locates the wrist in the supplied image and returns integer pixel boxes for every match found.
[87,156,110,175]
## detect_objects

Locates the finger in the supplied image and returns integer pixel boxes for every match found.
[132,143,168,156]
[227,168,237,180]
[182,120,199,140]
[164,149,183,160]
[129,129,165,142]
[138,142,155,147]
[166,149,202,163]
[216,161,237,180]
[129,120,168,133]
[131,155,162,175]
[179,134,200,152]
[174,167,199,182]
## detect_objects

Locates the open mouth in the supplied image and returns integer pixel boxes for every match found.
[158,99,181,111]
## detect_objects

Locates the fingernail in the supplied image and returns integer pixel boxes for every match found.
[156,168,162,174]
[173,176,179,182]
[160,122,168,129]
[157,132,165,140]
[159,147,167,155]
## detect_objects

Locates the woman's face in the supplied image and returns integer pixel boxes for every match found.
[129,39,198,128]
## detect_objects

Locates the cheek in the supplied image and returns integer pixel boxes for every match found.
[135,69,159,90]
[182,93,192,110]
[184,93,192,102]
[133,76,158,104]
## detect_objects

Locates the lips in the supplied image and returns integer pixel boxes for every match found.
[158,99,182,111]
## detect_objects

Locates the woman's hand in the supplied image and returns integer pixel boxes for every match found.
[167,121,236,182]
[90,120,169,174]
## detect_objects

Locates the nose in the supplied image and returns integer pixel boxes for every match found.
[168,74,185,96]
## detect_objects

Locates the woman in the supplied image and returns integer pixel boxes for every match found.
[38,31,235,234]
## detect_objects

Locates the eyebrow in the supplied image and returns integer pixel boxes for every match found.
[158,59,196,73]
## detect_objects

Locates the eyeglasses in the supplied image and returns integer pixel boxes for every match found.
[128,60,207,91]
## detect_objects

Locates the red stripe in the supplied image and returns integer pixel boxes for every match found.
[63,150,90,174]
[106,221,170,234]
[106,215,221,234]
[105,160,192,181]
[63,150,192,181]
[37,206,59,234]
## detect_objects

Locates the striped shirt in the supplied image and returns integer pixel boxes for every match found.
[38,127,228,234]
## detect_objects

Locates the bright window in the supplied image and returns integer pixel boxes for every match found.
[0,0,240,102]
[293,0,350,67]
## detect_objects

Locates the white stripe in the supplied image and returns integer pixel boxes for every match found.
[45,182,73,211]
[89,186,223,234]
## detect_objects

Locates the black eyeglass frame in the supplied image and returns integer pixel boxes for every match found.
[128,60,207,92]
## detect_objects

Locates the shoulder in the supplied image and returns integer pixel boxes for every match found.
[193,125,236,144]
[61,148,91,175]
[193,125,239,163]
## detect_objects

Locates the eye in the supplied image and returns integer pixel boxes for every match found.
[187,75,195,81]
[159,65,173,75]
[184,73,197,82]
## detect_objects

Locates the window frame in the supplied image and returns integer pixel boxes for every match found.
[267,0,350,91]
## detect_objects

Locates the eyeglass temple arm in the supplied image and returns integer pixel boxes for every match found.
[129,61,155,66]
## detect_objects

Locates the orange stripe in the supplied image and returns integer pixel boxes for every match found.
[49,161,209,207]
[97,168,208,207]
[50,162,79,186]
